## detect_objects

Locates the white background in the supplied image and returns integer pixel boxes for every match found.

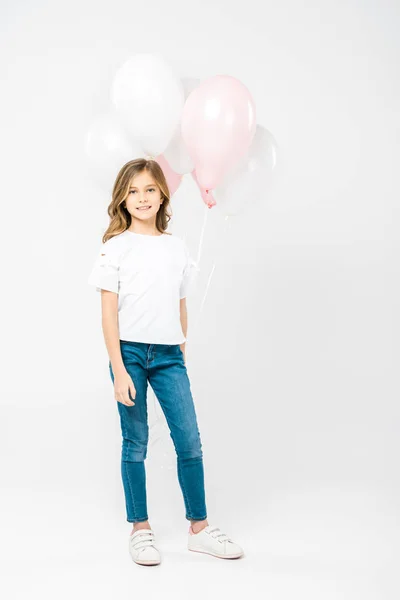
[0,0,398,598]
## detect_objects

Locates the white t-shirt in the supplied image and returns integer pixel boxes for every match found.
[88,230,199,344]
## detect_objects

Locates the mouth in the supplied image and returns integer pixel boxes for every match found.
[136,206,151,211]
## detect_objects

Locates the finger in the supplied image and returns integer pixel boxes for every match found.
[125,390,135,406]
[116,391,132,406]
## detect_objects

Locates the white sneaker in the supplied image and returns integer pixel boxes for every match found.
[188,524,244,559]
[129,528,161,566]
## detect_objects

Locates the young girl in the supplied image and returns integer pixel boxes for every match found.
[88,158,244,566]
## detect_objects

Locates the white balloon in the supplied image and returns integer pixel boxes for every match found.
[213,125,278,217]
[163,77,200,174]
[84,112,143,191]
[111,53,184,157]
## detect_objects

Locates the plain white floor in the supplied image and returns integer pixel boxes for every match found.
[1,1,399,599]
[1,479,397,599]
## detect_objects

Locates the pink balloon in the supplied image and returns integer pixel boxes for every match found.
[181,75,256,191]
[155,154,183,196]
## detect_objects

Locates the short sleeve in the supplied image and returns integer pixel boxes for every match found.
[180,241,200,299]
[88,239,121,293]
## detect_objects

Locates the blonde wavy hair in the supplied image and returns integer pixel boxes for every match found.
[102,158,173,243]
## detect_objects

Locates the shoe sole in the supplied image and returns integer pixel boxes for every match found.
[131,556,161,566]
[188,547,244,559]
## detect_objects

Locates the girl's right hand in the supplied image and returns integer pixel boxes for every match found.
[113,369,136,406]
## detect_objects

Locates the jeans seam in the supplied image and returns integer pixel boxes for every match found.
[178,457,194,519]
[123,460,138,522]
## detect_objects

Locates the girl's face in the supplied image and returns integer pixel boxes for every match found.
[125,170,163,222]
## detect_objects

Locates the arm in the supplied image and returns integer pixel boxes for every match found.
[101,290,124,372]
[100,289,135,406]
[179,297,187,364]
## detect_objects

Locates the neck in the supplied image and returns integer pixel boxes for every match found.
[128,219,161,236]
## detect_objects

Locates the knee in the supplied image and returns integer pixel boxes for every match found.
[122,437,148,462]
[176,437,203,461]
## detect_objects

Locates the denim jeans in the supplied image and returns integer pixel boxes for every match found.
[109,340,207,523]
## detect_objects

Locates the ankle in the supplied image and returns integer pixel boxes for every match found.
[190,519,208,534]
[131,521,151,534]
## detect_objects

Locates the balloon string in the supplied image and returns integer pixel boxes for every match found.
[191,213,231,339]
[151,207,230,439]
[196,201,208,266]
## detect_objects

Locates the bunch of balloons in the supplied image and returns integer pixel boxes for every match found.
[85,53,277,217]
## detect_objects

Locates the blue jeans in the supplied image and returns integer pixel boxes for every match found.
[109,340,207,523]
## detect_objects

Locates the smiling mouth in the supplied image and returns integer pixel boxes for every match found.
[137,206,151,211]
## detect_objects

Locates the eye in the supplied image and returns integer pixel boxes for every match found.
[129,190,136,194]
[148,188,155,192]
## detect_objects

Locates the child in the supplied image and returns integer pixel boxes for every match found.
[88,158,244,565]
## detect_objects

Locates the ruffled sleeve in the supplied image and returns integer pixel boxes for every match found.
[180,240,200,299]
[88,239,121,293]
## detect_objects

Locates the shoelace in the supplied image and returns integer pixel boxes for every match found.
[206,526,232,543]
[130,531,156,551]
